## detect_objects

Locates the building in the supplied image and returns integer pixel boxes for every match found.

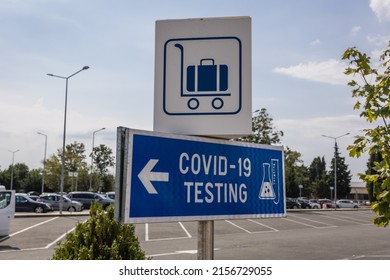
[348,181,369,201]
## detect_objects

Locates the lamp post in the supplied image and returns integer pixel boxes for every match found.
[330,186,334,202]
[322,133,350,208]
[9,149,20,190]
[89,127,105,191]
[47,66,89,214]
[37,132,47,194]
[298,185,303,198]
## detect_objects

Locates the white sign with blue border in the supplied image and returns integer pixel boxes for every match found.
[120,128,286,223]
[154,17,252,138]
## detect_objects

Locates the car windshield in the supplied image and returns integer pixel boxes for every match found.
[95,193,106,199]
[22,195,35,202]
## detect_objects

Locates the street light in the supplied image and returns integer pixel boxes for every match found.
[89,127,105,191]
[330,186,334,202]
[47,66,89,214]
[322,133,350,208]
[9,149,20,190]
[37,132,47,194]
[298,185,303,198]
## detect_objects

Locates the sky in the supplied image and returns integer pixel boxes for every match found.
[0,0,389,183]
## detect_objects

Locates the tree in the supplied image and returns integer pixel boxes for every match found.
[91,144,115,192]
[43,141,89,192]
[309,156,329,198]
[342,42,390,226]
[365,152,383,202]
[327,143,352,199]
[92,144,115,176]
[237,108,284,144]
[284,147,309,197]
[43,154,62,192]
[236,108,313,198]
[0,163,30,192]
[52,203,146,260]
[21,169,43,193]
[62,142,88,192]
[65,141,87,173]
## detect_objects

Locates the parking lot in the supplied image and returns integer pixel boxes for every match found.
[1,209,390,260]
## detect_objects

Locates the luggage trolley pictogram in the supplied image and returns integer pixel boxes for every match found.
[175,43,230,111]
[163,37,242,116]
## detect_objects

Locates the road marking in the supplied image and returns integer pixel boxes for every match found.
[225,220,252,233]
[248,219,279,232]
[0,246,47,253]
[329,212,372,224]
[0,217,82,252]
[225,219,279,234]
[319,213,371,225]
[179,222,192,238]
[288,214,336,228]
[9,217,59,237]
[45,225,77,248]
[282,218,322,228]
[148,249,198,257]
[145,222,192,242]
[148,248,220,258]
[342,254,390,260]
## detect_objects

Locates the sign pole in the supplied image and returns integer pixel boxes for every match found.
[197,134,220,260]
[197,220,214,260]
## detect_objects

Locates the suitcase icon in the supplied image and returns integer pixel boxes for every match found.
[187,59,228,92]
[175,43,230,111]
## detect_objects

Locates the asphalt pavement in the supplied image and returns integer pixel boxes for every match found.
[2,208,390,260]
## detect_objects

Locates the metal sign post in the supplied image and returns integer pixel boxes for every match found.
[198,220,214,260]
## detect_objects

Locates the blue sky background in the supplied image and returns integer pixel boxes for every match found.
[1,0,389,182]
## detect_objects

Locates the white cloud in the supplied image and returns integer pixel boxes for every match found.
[273,59,349,85]
[370,0,390,22]
[309,39,321,46]
[275,115,372,180]
[351,26,361,36]
[367,34,390,46]
[0,92,121,170]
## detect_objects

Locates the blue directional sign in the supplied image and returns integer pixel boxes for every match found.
[120,128,285,223]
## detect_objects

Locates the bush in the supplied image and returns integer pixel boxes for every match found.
[52,202,146,260]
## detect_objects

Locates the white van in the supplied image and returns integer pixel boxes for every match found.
[0,185,15,238]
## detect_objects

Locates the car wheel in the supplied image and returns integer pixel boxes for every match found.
[313,206,319,209]
[68,206,76,212]
[293,205,298,209]
[35,206,44,213]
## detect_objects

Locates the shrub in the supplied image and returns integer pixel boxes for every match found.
[52,202,146,260]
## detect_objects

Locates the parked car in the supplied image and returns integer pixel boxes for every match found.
[318,199,333,208]
[307,199,321,209]
[27,191,40,197]
[293,198,311,209]
[37,193,84,212]
[104,192,115,200]
[67,191,114,210]
[27,195,39,201]
[335,199,359,208]
[15,193,52,213]
[286,198,300,209]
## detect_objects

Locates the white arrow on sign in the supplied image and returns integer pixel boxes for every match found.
[138,159,169,194]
